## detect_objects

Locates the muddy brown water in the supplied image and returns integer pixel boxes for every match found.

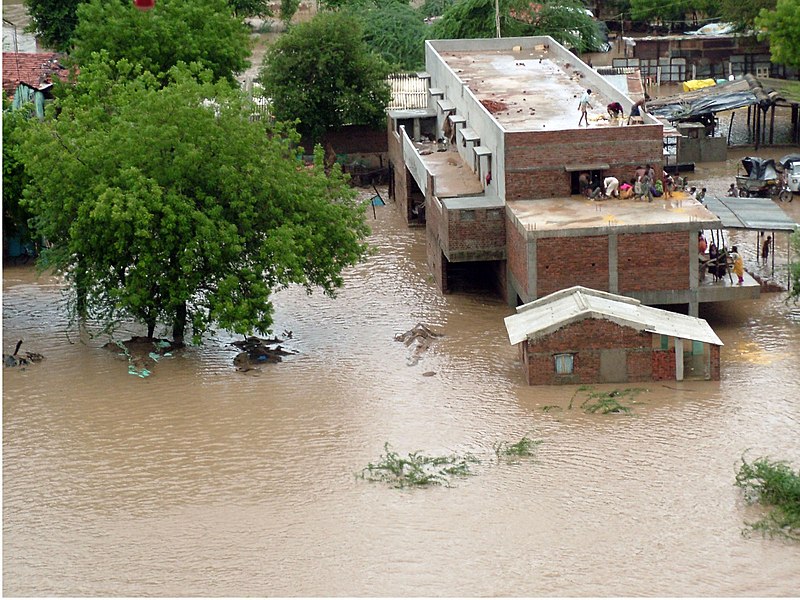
[4,151,800,596]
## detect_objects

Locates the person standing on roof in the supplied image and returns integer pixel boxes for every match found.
[627,94,650,125]
[578,89,593,126]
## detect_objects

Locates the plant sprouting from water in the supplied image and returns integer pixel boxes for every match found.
[358,442,479,488]
[551,386,644,414]
[734,454,800,542]
[493,435,542,459]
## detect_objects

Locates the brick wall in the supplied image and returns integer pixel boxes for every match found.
[523,317,652,385]
[651,349,676,380]
[387,128,410,217]
[618,231,689,292]
[426,197,447,292]
[536,235,609,297]
[710,344,721,381]
[504,126,663,200]
[507,221,528,299]
[446,208,505,259]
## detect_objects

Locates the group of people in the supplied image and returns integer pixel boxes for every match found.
[577,89,650,127]
[699,232,745,284]
[578,164,674,202]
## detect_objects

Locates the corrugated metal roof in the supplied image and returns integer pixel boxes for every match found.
[386,73,428,111]
[701,196,799,232]
[505,286,723,346]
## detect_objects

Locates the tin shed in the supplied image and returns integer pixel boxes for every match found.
[504,286,723,385]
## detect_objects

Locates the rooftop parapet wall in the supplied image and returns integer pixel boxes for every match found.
[400,125,429,197]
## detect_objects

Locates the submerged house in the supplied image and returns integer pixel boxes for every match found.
[387,36,760,317]
[504,286,722,385]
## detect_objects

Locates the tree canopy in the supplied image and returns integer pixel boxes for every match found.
[430,0,603,53]
[756,0,800,68]
[629,0,717,30]
[719,0,776,29]
[15,58,371,343]
[70,0,252,84]
[23,0,81,51]
[3,99,35,250]
[354,2,429,71]
[259,11,392,144]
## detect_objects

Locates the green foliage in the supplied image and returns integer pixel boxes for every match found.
[789,228,800,302]
[418,0,457,18]
[358,442,480,488]
[354,2,429,71]
[23,0,82,51]
[629,0,717,28]
[229,0,273,17]
[493,435,542,458]
[430,0,603,52]
[580,387,644,414]
[16,58,370,343]
[719,0,776,28]
[756,0,800,68]
[3,101,35,249]
[71,0,252,84]
[259,11,392,144]
[279,0,301,25]
[735,455,800,541]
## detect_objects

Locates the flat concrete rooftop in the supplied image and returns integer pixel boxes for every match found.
[414,143,484,198]
[507,191,720,236]
[439,48,621,132]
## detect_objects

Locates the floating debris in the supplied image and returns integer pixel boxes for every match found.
[3,340,44,369]
[394,323,442,366]
[104,337,180,378]
[231,335,297,372]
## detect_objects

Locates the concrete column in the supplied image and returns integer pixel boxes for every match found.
[526,235,537,300]
[608,233,618,293]
[689,230,699,317]
[675,338,684,381]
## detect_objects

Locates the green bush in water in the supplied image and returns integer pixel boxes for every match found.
[735,455,800,542]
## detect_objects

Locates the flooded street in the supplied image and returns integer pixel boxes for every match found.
[5,167,800,596]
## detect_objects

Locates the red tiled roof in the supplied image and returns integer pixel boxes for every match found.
[2,52,70,96]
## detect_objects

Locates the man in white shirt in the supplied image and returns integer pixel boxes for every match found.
[604,176,620,198]
[578,89,593,126]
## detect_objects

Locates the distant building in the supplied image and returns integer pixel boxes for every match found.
[3,52,69,117]
[504,286,722,385]
[386,36,760,317]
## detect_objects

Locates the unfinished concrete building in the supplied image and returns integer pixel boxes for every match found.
[387,36,760,317]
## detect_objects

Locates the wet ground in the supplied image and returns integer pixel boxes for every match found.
[4,154,800,595]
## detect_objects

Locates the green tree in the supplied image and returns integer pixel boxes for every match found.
[756,0,800,68]
[23,0,82,51]
[719,0,776,28]
[789,228,800,302]
[259,11,392,145]
[71,0,252,83]
[229,0,272,17]
[629,0,717,30]
[17,58,370,343]
[279,0,302,25]
[354,2,429,71]
[430,0,602,52]
[3,100,35,252]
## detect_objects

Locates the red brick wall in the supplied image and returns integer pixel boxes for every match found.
[523,317,653,385]
[504,126,663,199]
[710,344,721,381]
[447,208,505,256]
[536,235,609,297]
[507,221,528,298]
[618,231,689,292]
[651,349,676,380]
[426,196,447,292]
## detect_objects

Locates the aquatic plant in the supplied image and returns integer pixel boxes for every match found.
[580,387,644,414]
[358,442,479,488]
[493,435,542,458]
[734,455,800,542]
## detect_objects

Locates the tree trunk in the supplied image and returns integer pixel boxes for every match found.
[172,301,187,344]
[147,320,156,340]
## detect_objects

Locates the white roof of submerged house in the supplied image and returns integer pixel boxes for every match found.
[504,286,723,346]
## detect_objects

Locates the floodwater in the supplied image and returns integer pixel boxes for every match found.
[4,157,800,595]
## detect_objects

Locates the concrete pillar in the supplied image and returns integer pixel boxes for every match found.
[608,233,618,293]
[526,236,537,300]
[675,338,684,381]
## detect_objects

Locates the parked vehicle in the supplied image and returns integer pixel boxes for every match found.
[778,153,800,195]
[735,156,793,202]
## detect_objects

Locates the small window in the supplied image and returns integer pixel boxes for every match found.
[487,208,503,220]
[554,353,574,374]
[661,335,669,350]
[461,209,476,222]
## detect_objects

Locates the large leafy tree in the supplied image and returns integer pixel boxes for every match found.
[354,2,429,71]
[71,0,251,84]
[3,100,35,250]
[790,228,800,302]
[756,0,800,68]
[629,0,717,30]
[719,0,776,29]
[430,0,602,52]
[23,0,81,51]
[259,11,392,145]
[16,58,370,343]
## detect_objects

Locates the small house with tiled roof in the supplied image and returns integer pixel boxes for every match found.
[3,52,69,117]
[504,286,722,385]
